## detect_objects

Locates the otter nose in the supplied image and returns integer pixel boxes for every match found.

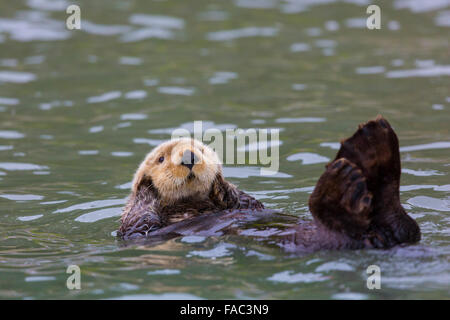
[181,150,198,170]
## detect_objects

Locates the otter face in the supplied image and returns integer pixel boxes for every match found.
[132,138,221,203]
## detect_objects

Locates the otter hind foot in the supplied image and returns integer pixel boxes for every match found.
[309,158,372,237]
[336,115,401,187]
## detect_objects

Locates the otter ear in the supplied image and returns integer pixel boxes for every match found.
[131,163,157,196]
[131,174,154,194]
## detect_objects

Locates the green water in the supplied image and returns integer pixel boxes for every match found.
[0,0,449,299]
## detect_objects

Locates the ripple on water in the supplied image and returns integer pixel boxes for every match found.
[119,28,174,42]
[223,166,292,178]
[157,86,195,96]
[0,71,36,83]
[386,65,450,78]
[407,196,450,212]
[78,150,99,155]
[237,140,282,152]
[25,55,45,65]
[325,20,340,31]
[275,117,326,123]
[402,168,444,176]
[39,100,73,110]
[27,0,69,11]
[87,91,121,103]
[332,292,368,300]
[147,269,181,275]
[206,27,278,41]
[320,142,340,150]
[133,138,165,146]
[0,130,24,139]
[148,121,236,134]
[120,113,148,120]
[208,71,238,84]
[89,126,104,133]
[400,184,450,192]
[54,198,125,213]
[115,122,131,129]
[292,83,307,90]
[0,97,19,105]
[129,14,185,29]
[17,214,43,221]
[432,104,445,110]
[124,90,147,99]
[1,58,19,67]
[188,243,236,259]
[119,57,142,65]
[25,276,56,282]
[356,66,386,74]
[75,206,123,223]
[111,152,133,157]
[0,162,48,171]
[268,271,329,284]
[181,236,206,243]
[110,293,203,300]
[345,17,367,29]
[0,194,44,201]
[245,250,275,261]
[286,152,330,164]
[198,10,229,21]
[290,42,311,52]
[143,79,159,86]
[315,261,355,272]
[115,182,132,190]
[400,142,450,152]
[234,0,276,9]
[382,273,450,290]
[394,0,450,13]
[81,21,131,36]
[0,12,70,42]
[435,10,450,27]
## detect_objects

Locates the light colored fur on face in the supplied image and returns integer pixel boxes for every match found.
[131,138,221,204]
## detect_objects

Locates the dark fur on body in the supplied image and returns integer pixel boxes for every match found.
[118,174,264,240]
[119,116,421,252]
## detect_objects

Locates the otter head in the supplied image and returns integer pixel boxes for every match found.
[131,138,221,204]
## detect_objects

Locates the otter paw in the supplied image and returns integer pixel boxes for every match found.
[309,158,372,236]
[336,115,401,184]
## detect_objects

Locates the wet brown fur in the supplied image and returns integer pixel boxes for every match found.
[118,152,264,240]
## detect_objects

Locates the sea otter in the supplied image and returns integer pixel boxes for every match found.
[118,116,421,252]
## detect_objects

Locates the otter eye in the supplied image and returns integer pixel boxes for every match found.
[158,156,164,163]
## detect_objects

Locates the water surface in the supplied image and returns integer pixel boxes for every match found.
[0,0,449,299]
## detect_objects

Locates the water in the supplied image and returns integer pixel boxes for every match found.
[0,0,449,299]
